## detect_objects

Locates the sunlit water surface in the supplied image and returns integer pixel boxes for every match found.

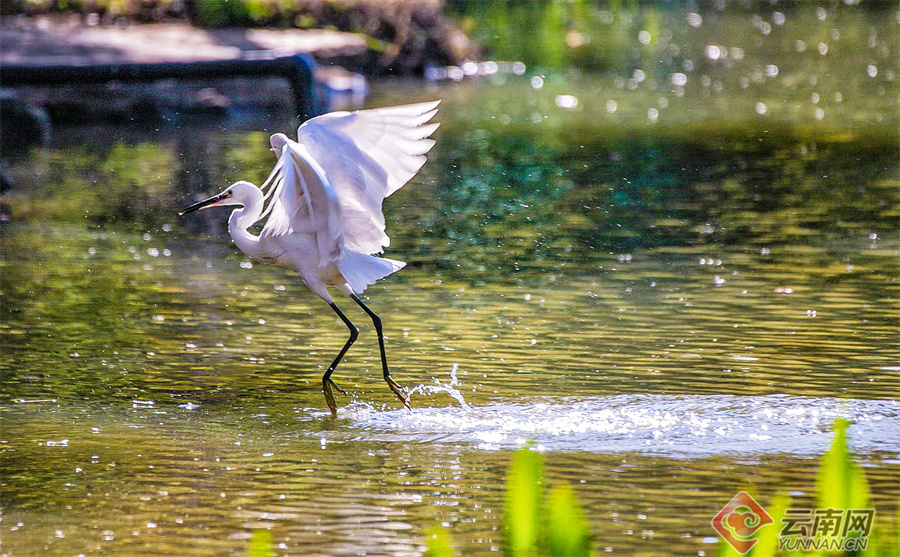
[2,3,899,555]
[347,394,900,456]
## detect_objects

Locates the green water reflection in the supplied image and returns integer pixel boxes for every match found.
[2,2,898,555]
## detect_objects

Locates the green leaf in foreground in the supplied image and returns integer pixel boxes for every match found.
[750,492,790,557]
[546,481,591,556]
[425,526,457,557]
[505,446,544,556]
[817,419,871,515]
[247,528,275,557]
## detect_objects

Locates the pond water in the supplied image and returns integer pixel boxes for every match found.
[2,2,898,556]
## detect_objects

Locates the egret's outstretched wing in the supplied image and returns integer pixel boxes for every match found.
[260,142,343,268]
[296,101,439,254]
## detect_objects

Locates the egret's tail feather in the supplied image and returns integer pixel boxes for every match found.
[339,250,405,294]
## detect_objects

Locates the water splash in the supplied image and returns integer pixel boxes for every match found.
[407,363,470,409]
[339,394,900,458]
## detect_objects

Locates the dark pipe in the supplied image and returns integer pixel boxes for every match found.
[0,53,318,120]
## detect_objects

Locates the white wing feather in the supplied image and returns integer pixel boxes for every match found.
[252,102,438,290]
[295,100,440,254]
[260,142,344,269]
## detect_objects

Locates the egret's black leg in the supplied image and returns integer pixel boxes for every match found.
[323,302,357,416]
[351,294,411,410]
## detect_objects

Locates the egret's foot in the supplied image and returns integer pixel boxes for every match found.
[323,378,347,416]
[385,375,411,410]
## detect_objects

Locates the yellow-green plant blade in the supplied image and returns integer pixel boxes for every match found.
[815,418,874,557]
[817,419,852,512]
[425,526,457,557]
[817,418,871,513]
[751,493,790,557]
[247,528,275,557]
[505,446,544,556]
[718,535,744,557]
[817,420,871,509]
[546,481,591,557]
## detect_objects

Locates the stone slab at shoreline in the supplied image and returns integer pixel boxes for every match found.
[0,16,369,67]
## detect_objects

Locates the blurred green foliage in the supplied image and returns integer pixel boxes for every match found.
[504,446,546,555]
[817,419,871,517]
[247,528,275,557]
[718,419,893,557]
[423,527,456,557]
[546,482,592,556]
[428,444,591,557]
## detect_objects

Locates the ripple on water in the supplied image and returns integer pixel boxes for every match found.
[336,394,900,458]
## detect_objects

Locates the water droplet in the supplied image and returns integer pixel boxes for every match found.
[554,94,578,109]
[565,30,584,48]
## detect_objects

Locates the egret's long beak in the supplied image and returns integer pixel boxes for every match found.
[179,191,231,216]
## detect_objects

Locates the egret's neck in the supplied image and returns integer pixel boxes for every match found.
[228,197,264,260]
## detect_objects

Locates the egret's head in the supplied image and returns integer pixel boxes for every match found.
[270,133,290,153]
[179,181,257,215]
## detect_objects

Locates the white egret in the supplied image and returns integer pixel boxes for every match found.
[180,101,439,415]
